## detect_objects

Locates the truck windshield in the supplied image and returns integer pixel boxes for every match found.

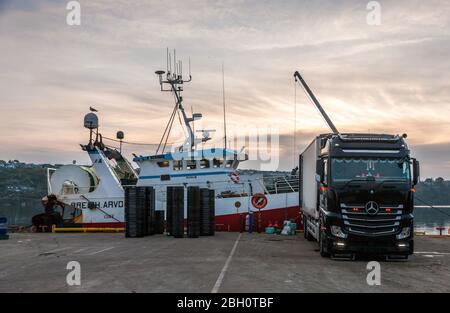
[331,158,410,183]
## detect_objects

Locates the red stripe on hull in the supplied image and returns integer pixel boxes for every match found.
[82,222,125,228]
[80,207,304,233]
[215,206,302,232]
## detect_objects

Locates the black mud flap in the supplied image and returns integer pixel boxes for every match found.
[331,253,356,261]
[385,255,409,262]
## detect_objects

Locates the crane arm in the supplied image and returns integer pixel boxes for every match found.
[294,71,339,134]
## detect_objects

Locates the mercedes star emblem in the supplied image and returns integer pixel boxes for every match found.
[365,201,379,215]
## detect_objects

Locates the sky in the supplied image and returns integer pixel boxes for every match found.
[1,0,450,178]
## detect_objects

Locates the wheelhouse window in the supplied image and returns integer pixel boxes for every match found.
[186,159,197,170]
[331,158,410,183]
[157,161,170,168]
[213,158,223,168]
[200,159,210,169]
[173,160,182,171]
[225,160,233,168]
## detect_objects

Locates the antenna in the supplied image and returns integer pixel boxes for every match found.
[174,50,176,75]
[222,62,227,156]
[155,48,194,152]
[189,57,191,77]
[166,47,169,73]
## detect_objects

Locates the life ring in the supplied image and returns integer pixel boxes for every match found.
[252,193,268,209]
[230,172,240,184]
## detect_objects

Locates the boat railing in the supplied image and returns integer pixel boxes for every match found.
[47,172,299,197]
[214,174,299,197]
[261,175,299,194]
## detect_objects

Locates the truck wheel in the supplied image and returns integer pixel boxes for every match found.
[303,216,307,239]
[319,227,330,257]
[303,216,314,241]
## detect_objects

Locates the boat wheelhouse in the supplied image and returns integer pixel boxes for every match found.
[134,148,247,185]
[133,51,300,231]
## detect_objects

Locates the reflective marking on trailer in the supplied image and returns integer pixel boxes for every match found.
[211,233,241,293]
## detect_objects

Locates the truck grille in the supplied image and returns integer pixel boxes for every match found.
[340,203,403,236]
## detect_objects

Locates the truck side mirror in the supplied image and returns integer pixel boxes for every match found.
[412,159,420,186]
[316,159,325,184]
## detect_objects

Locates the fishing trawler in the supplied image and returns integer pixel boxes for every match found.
[39,53,299,231]
[134,54,299,231]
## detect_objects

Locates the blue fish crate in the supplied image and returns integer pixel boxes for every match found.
[265,226,275,234]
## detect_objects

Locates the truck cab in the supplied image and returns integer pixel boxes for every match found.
[300,133,420,259]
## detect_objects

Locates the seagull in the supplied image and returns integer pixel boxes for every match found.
[89,106,98,112]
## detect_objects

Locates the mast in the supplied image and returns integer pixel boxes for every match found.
[155,49,196,152]
[222,62,227,156]
[294,71,339,134]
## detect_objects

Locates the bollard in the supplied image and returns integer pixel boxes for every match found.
[248,212,254,233]
[436,227,445,236]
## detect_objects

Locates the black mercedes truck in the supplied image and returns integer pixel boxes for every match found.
[299,133,420,259]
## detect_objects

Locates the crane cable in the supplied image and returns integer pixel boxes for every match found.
[156,102,178,154]
[162,92,185,153]
[161,104,178,153]
[294,79,297,165]
[93,131,162,147]
[101,136,160,146]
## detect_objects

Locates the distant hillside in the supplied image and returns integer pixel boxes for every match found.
[0,163,56,225]
[415,178,450,206]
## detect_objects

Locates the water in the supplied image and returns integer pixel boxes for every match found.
[414,207,450,235]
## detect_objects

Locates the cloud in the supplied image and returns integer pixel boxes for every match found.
[0,0,450,178]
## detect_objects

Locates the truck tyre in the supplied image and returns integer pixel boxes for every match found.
[303,216,307,239]
[303,216,314,241]
[319,227,330,257]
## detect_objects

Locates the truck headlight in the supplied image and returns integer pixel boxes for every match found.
[331,225,347,239]
[396,227,411,240]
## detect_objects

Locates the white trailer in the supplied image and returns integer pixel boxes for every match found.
[299,136,324,242]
